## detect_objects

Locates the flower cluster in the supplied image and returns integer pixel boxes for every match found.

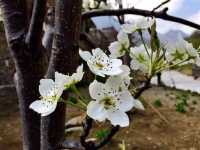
[122,17,155,33]
[29,65,84,116]
[30,16,200,129]
[165,36,200,66]
[80,48,143,127]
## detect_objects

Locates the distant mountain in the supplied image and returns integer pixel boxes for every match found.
[131,29,189,46]
[158,30,188,44]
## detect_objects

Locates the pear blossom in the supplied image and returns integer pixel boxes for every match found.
[108,65,132,90]
[82,0,98,10]
[87,79,144,127]
[122,17,155,34]
[109,31,130,58]
[130,45,151,73]
[64,64,84,88]
[79,48,123,77]
[165,36,199,65]
[29,72,67,116]
[29,64,84,116]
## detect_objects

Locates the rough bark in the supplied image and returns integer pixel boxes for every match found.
[0,0,47,150]
[40,0,82,149]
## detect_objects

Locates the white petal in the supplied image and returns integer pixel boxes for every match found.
[92,48,107,58]
[79,49,92,62]
[130,59,140,70]
[133,99,145,110]
[109,41,123,58]
[110,59,123,67]
[87,101,107,122]
[118,91,134,112]
[72,64,84,82]
[117,31,129,48]
[102,67,122,76]
[55,72,67,86]
[39,79,55,97]
[107,110,129,127]
[89,80,105,100]
[196,57,200,67]
[119,65,130,77]
[121,23,135,33]
[137,17,155,29]
[29,100,57,116]
[55,72,66,99]
[106,76,123,91]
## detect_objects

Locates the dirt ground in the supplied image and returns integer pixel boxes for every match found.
[1,85,200,150]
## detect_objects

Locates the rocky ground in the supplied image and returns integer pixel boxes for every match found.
[1,85,200,150]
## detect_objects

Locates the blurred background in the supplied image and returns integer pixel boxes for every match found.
[0,0,200,149]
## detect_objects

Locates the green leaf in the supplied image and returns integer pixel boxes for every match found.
[68,96,78,104]
[95,129,110,140]
[153,99,162,107]
[150,21,160,52]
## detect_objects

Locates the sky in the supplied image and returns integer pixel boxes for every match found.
[110,0,200,34]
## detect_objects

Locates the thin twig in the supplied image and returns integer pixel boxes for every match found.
[80,117,95,149]
[26,0,47,47]
[152,0,170,12]
[82,8,200,30]
[135,78,151,98]
[145,99,169,124]
[95,125,120,149]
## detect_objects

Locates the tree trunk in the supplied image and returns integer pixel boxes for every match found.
[40,0,82,149]
[0,0,47,149]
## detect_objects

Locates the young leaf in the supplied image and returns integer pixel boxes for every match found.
[150,21,160,52]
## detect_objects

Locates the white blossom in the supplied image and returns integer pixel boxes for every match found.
[82,0,97,10]
[130,45,151,73]
[122,17,155,34]
[79,48,123,77]
[87,78,144,127]
[29,72,67,116]
[165,36,198,65]
[109,31,130,58]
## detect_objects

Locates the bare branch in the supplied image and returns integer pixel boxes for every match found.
[0,0,27,43]
[152,0,170,12]
[82,8,200,30]
[80,117,94,149]
[95,125,120,149]
[26,0,47,49]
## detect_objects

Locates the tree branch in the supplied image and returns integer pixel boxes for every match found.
[26,0,47,49]
[0,0,27,43]
[152,0,170,12]
[82,8,200,30]
[40,0,82,149]
[80,117,94,149]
